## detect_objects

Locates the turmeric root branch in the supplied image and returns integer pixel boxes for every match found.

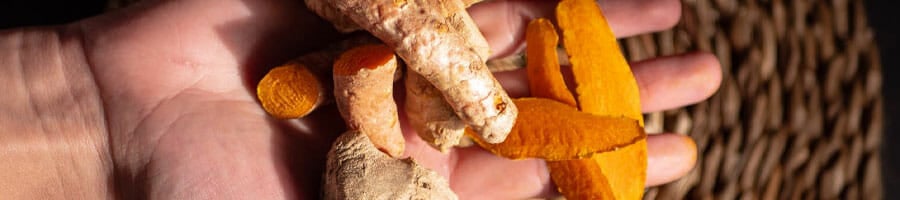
[333,44,405,157]
[405,70,466,153]
[318,0,517,143]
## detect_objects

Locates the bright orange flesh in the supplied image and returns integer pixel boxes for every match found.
[257,64,323,119]
[526,18,577,107]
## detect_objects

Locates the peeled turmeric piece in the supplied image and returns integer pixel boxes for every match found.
[469,98,645,160]
[333,44,405,158]
[550,0,648,199]
[526,19,577,107]
[312,0,518,143]
[257,34,381,119]
[257,63,325,119]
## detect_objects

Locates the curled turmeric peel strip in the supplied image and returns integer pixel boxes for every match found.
[526,18,577,107]
[559,2,643,122]
[257,63,324,119]
[546,160,615,200]
[467,98,645,160]
[333,44,405,158]
[550,0,648,199]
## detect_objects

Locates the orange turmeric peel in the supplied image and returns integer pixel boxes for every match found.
[469,10,648,199]
[559,2,643,121]
[333,44,405,158]
[257,63,325,119]
[526,19,577,107]
[468,98,645,160]
[548,0,648,199]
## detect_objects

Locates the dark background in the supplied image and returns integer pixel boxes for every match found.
[1,0,896,198]
[866,0,899,197]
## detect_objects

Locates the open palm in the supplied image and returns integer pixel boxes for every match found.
[62,0,721,199]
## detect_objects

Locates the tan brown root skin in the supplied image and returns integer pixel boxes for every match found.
[305,0,490,59]
[325,131,458,200]
[305,0,359,33]
[405,70,466,153]
[452,9,492,59]
[322,0,517,143]
[333,44,405,157]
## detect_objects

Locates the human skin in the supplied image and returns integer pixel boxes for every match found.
[0,0,720,199]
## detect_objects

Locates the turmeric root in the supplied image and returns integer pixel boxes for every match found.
[305,0,491,60]
[453,8,492,59]
[405,70,466,153]
[324,130,458,200]
[257,34,379,119]
[312,0,517,143]
[305,0,359,33]
[333,44,405,157]
[468,98,645,160]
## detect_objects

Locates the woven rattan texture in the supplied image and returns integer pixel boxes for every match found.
[632,0,884,199]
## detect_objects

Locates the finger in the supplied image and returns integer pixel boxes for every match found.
[631,52,722,111]
[469,0,682,58]
[449,147,553,199]
[448,133,698,199]
[495,52,722,112]
[645,133,697,186]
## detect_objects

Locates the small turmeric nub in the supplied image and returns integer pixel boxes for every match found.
[469,98,645,160]
[333,44,405,158]
[525,19,577,107]
[257,63,324,119]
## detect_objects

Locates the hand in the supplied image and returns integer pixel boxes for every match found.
[0,0,720,199]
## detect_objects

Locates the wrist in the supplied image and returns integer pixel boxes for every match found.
[0,25,113,199]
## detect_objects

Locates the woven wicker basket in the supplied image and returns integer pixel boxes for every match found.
[632,0,884,199]
[107,0,885,199]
